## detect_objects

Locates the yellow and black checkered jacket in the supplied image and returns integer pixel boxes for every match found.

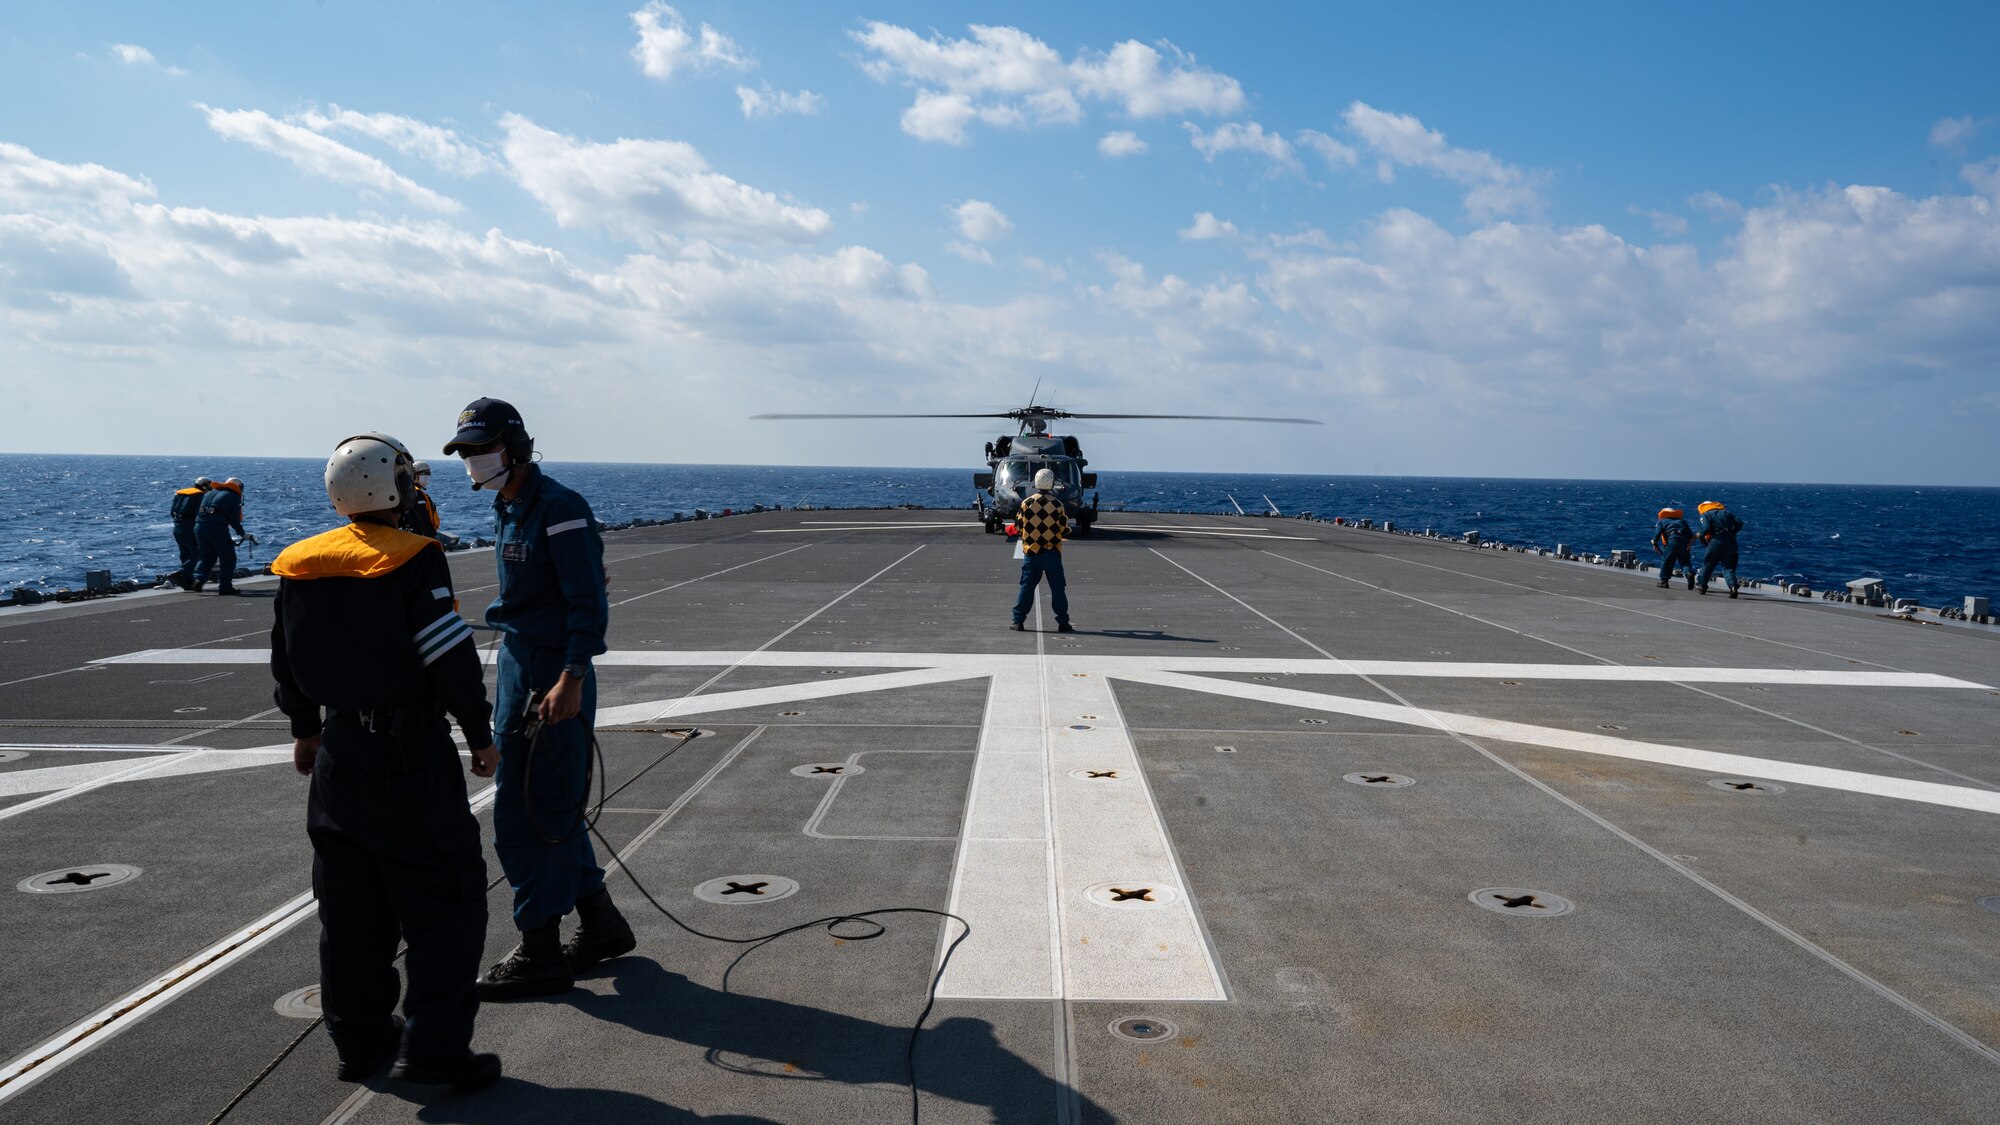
[1016,492,1069,554]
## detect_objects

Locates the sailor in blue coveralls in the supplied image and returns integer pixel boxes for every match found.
[444,398,634,1000]
[192,477,249,594]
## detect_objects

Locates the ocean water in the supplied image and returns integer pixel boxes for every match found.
[1,454,1994,608]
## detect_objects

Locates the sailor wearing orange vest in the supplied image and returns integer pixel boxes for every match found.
[166,476,212,589]
[1651,507,1695,590]
[270,432,502,1090]
[1696,500,1745,598]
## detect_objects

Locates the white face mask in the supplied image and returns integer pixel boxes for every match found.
[463,450,510,491]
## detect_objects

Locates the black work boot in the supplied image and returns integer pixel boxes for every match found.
[476,919,571,1000]
[335,1016,403,1082]
[1057,622,1076,634]
[391,1052,502,1090]
[564,889,637,971]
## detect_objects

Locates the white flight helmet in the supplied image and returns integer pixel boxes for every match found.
[326,432,415,517]
[411,459,432,480]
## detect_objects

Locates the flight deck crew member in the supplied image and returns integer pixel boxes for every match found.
[1697,500,1745,598]
[192,477,249,594]
[1652,507,1695,590]
[1011,468,1075,633]
[443,398,634,1000]
[166,476,213,588]
[401,460,441,538]
[271,432,501,1090]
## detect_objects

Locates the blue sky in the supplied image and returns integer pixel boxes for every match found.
[1,2,1996,483]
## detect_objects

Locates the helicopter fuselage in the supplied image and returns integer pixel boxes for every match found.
[975,431,1098,533]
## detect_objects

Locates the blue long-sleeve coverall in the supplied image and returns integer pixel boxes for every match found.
[485,468,610,932]
[1699,508,1744,592]
[193,487,245,590]
[1653,516,1695,585]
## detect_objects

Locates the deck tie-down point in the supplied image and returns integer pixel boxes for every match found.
[1343,771,1415,788]
[1110,1016,1177,1043]
[18,863,143,894]
[1708,778,1785,794]
[1469,887,1575,917]
[791,762,864,778]
[694,874,801,904]
[1086,880,1180,909]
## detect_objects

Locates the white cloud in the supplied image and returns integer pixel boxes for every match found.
[945,240,993,265]
[1097,130,1148,158]
[737,84,824,119]
[1182,121,1299,173]
[199,105,460,213]
[900,90,981,145]
[1929,115,1988,150]
[6,134,2000,481]
[292,106,496,176]
[499,115,831,245]
[1297,129,1357,168]
[1964,157,2000,198]
[1179,212,1238,241]
[952,199,1012,242]
[1627,204,1691,237]
[1688,190,1744,219]
[1070,40,1244,117]
[852,22,1243,143]
[0,141,154,210]
[630,2,751,80]
[1341,102,1542,218]
[109,43,186,76]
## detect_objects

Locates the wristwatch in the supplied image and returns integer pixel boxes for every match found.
[562,662,590,680]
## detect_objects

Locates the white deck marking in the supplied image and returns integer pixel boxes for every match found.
[0,781,501,1108]
[0,747,290,820]
[607,544,812,608]
[33,633,1997,1036]
[89,647,1991,689]
[1124,669,2000,817]
[0,890,318,1105]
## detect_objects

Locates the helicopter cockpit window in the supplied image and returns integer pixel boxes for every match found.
[999,460,1076,493]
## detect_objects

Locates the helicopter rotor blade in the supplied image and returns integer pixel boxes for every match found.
[751,412,1021,420]
[1058,412,1324,424]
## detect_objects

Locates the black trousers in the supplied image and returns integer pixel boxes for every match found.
[307,713,488,1066]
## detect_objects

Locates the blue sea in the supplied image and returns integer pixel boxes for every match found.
[1,454,1994,608]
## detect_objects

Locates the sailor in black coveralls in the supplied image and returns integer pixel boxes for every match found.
[270,432,502,1089]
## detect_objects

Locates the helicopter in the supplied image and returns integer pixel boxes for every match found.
[752,399,1322,535]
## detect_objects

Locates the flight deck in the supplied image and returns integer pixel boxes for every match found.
[2,510,1998,1123]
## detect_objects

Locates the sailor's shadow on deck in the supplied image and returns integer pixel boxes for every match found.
[573,958,1112,1124]
[1080,628,1215,644]
[412,1082,775,1125]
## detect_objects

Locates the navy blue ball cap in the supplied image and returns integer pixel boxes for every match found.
[443,397,527,454]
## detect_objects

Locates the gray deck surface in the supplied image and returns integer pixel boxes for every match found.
[2,509,1998,1123]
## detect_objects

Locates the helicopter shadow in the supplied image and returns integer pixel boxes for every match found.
[569,958,1113,1124]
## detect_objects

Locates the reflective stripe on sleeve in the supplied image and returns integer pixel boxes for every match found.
[431,587,451,600]
[415,610,474,666]
[546,518,589,536]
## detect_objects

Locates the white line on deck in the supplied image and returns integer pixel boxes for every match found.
[608,544,811,608]
[0,780,502,1108]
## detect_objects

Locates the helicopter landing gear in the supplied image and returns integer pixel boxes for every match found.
[1073,513,1093,537]
[984,516,1001,534]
